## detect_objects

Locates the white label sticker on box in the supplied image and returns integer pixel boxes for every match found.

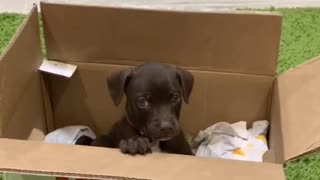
[39,60,77,78]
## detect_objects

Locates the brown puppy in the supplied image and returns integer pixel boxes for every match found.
[78,63,194,155]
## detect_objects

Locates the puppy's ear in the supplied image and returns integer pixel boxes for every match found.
[107,68,132,106]
[176,67,194,104]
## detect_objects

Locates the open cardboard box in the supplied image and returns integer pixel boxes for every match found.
[1,1,320,180]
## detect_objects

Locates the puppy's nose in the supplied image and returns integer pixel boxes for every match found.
[160,121,173,134]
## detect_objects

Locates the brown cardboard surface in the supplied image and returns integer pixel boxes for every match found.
[0,6,46,140]
[0,139,285,180]
[274,56,320,161]
[41,2,281,76]
[269,81,285,163]
[46,62,274,136]
[40,74,55,132]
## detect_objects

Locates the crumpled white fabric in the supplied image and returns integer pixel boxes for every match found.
[44,125,96,145]
[192,120,269,162]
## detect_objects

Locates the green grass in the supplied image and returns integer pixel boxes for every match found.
[0,13,25,55]
[276,8,320,74]
[285,153,320,180]
[1,8,320,180]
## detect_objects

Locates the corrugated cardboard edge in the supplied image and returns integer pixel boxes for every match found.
[0,139,285,180]
[275,55,320,162]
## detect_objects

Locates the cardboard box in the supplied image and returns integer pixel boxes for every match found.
[1,2,320,180]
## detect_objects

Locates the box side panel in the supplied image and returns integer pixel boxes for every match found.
[275,56,320,161]
[0,6,47,140]
[41,2,281,76]
[0,139,286,180]
[269,80,285,163]
[47,63,273,136]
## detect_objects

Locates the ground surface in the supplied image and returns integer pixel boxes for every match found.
[1,8,320,180]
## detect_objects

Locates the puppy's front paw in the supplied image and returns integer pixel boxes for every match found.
[119,137,151,155]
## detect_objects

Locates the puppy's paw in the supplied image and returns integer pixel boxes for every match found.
[119,137,151,155]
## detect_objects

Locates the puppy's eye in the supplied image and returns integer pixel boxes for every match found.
[171,93,181,103]
[137,97,148,108]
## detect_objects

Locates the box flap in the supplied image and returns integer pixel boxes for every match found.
[0,6,47,140]
[0,139,285,180]
[273,56,320,161]
[41,2,281,76]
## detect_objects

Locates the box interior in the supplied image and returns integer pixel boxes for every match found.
[40,2,284,163]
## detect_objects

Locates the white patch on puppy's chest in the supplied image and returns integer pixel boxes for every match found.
[151,141,162,153]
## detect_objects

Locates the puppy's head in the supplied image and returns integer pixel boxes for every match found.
[107,63,194,141]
